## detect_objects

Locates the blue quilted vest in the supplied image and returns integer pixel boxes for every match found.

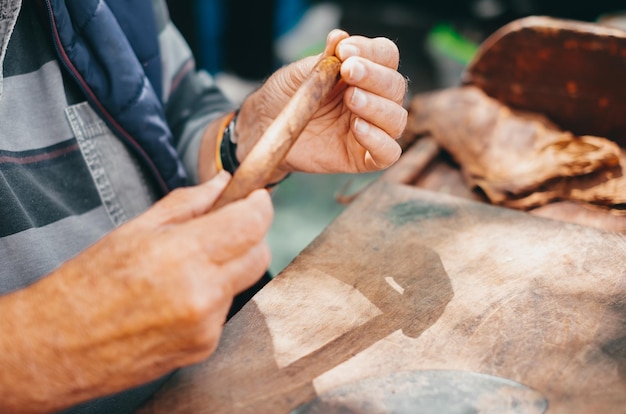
[43,0,187,194]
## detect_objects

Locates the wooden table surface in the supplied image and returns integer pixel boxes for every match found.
[137,179,626,413]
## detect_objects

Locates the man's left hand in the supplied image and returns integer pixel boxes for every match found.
[235,29,408,181]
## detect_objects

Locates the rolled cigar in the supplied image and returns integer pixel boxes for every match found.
[210,55,342,211]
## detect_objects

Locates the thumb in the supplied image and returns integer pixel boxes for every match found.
[143,171,232,226]
[323,29,350,59]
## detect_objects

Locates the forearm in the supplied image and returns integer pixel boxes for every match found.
[0,272,107,413]
[0,255,178,413]
[0,178,273,413]
[0,266,160,413]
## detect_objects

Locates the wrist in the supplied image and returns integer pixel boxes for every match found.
[235,92,268,161]
[224,93,294,188]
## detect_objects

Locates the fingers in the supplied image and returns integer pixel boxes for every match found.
[331,30,408,168]
[341,57,407,105]
[324,29,350,58]
[352,117,402,170]
[151,188,272,309]
[345,86,408,140]
[142,171,232,226]
[215,241,272,295]
[336,35,400,70]
[184,188,274,265]
[339,44,408,158]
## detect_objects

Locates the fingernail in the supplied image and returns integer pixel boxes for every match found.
[354,117,370,135]
[351,88,367,108]
[338,43,359,59]
[348,60,366,82]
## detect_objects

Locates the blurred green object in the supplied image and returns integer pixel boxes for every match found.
[427,23,479,65]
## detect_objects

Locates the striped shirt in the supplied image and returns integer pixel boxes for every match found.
[0,0,234,291]
[0,0,234,412]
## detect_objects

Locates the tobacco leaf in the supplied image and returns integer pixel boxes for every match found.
[408,86,623,209]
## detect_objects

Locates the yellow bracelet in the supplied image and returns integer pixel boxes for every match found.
[215,111,237,172]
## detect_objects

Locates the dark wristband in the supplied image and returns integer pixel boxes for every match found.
[219,111,240,175]
[219,110,291,188]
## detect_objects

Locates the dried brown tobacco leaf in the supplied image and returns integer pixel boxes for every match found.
[408,86,621,209]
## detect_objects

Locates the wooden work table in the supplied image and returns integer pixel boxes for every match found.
[137,166,626,413]
[137,16,626,413]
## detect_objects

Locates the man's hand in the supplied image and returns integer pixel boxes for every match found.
[0,172,273,413]
[235,29,408,179]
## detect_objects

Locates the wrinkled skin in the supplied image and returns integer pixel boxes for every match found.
[0,173,273,413]
[199,30,408,182]
[241,29,407,176]
[0,29,408,414]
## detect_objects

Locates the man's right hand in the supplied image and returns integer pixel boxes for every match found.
[0,171,274,414]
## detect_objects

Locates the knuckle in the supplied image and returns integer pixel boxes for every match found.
[185,290,231,353]
[376,37,400,67]
[151,187,192,216]
[394,108,409,138]
[391,141,403,162]
[195,325,222,351]
[189,326,222,359]
[254,243,272,271]
[165,187,192,204]
[257,188,274,208]
[391,75,408,103]
[243,195,274,234]
[201,340,220,359]
[377,143,402,170]
[255,204,273,233]
[239,212,268,243]
[183,283,230,325]
[229,243,272,291]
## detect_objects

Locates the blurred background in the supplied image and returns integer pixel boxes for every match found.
[166,0,626,275]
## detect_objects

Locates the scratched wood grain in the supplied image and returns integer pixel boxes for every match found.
[137,182,626,414]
